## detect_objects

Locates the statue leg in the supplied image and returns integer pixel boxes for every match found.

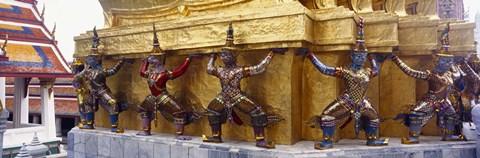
[234,97,275,149]
[78,103,86,128]
[460,94,474,122]
[362,100,388,146]
[313,100,351,150]
[136,96,155,136]
[442,101,467,141]
[99,92,123,133]
[161,95,192,140]
[80,99,95,130]
[401,101,434,144]
[202,98,226,143]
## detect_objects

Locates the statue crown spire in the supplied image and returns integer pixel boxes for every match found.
[151,23,164,55]
[89,26,101,56]
[222,22,237,51]
[436,22,453,57]
[353,17,368,52]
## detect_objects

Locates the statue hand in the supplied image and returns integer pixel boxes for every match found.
[385,53,396,60]
[209,53,217,58]
[271,48,288,55]
[121,58,134,64]
[453,56,466,64]
[295,48,309,56]
[369,53,388,63]
[188,54,204,60]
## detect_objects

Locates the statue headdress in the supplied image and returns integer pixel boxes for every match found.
[150,23,164,56]
[353,17,368,53]
[71,59,85,74]
[89,26,101,56]
[221,22,238,51]
[435,22,453,57]
[72,59,83,66]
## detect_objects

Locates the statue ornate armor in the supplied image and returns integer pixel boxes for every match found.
[202,22,285,149]
[135,24,200,139]
[457,54,480,122]
[80,27,131,133]
[72,59,91,128]
[304,17,388,150]
[393,22,466,144]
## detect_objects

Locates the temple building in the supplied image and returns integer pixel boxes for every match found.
[4,77,79,136]
[0,0,72,157]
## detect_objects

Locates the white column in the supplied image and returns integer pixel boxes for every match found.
[13,78,29,128]
[55,117,62,137]
[32,115,40,124]
[0,77,5,106]
[40,78,56,139]
[0,77,7,158]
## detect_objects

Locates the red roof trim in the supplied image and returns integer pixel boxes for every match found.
[0,56,8,61]
[15,0,37,5]
[4,35,54,45]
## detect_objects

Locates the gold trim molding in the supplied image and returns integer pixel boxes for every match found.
[108,0,251,27]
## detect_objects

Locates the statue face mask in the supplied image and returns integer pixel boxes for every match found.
[147,56,161,64]
[221,50,236,66]
[86,56,98,67]
[436,56,453,73]
[147,56,165,72]
[73,65,85,74]
[351,51,367,67]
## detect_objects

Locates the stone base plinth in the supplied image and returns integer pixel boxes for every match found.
[67,127,476,158]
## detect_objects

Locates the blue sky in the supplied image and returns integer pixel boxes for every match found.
[464,0,480,22]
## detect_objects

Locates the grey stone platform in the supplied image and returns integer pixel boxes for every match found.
[67,127,476,158]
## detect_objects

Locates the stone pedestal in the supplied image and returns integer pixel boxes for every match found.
[0,110,9,157]
[67,127,476,158]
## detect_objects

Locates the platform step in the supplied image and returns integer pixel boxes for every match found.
[67,127,476,158]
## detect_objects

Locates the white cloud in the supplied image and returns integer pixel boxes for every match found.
[464,0,480,22]
[36,0,104,62]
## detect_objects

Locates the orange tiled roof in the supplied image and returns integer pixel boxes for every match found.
[6,98,79,116]
[0,0,72,78]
